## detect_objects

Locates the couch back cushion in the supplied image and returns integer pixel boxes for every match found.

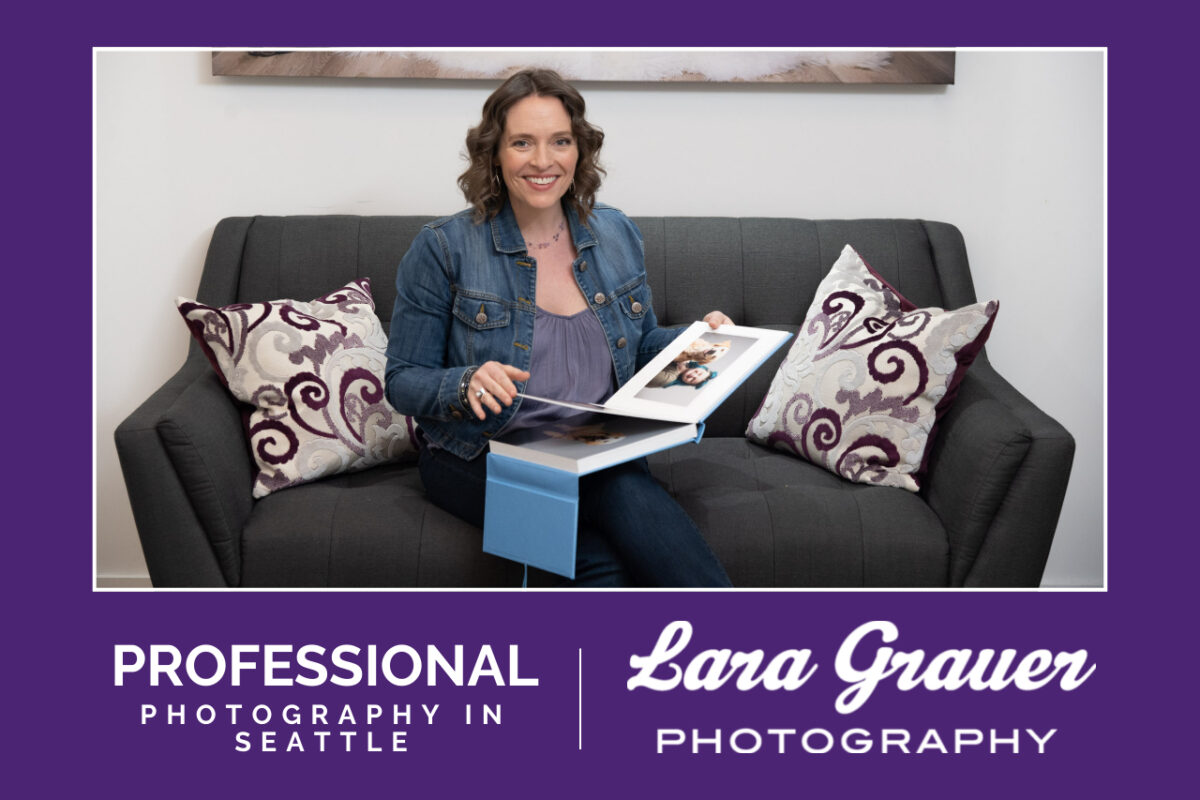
[236,216,437,323]
[634,218,962,437]
[228,216,969,438]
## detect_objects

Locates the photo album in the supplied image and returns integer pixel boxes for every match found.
[489,321,791,474]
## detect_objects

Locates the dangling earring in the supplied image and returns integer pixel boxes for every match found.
[492,169,501,192]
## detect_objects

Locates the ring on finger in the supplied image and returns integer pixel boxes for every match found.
[475,388,488,399]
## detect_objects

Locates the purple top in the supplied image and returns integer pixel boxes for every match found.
[504,306,615,434]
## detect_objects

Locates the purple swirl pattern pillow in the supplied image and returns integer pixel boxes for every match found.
[746,245,998,492]
[177,279,416,498]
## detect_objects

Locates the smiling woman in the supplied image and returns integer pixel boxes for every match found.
[458,69,605,228]
[382,69,735,587]
[497,96,579,226]
[496,96,587,316]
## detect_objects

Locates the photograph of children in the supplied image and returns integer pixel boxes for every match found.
[634,331,755,406]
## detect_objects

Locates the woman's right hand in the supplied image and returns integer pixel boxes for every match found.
[468,361,531,420]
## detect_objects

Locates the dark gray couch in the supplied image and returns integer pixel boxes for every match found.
[115,215,1074,588]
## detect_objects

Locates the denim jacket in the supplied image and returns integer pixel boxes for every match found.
[384,201,678,460]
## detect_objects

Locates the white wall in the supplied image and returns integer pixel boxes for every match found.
[96,50,1104,587]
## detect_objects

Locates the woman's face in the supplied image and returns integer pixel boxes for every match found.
[496,94,578,220]
[681,367,710,385]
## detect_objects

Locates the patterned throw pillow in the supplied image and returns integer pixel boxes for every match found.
[177,279,416,498]
[745,245,997,491]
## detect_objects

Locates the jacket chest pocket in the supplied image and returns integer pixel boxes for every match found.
[615,279,652,321]
[452,292,513,363]
[453,294,511,329]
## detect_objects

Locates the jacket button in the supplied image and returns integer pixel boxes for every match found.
[616,337,627,349]
[631,301,643,314]
[593,292,606,305]
[451,410,464,420]
[475,311,488,325]
[578,260,588,272]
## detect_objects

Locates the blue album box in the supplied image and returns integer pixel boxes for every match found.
[483,422,706,579]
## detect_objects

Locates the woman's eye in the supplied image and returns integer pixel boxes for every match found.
[556,138,573,146]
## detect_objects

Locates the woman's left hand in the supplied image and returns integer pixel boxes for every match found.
[703,310,734,329]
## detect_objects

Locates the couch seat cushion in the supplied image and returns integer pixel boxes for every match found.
[240,463,521,587]
[242,438,948,588]
[649,438,949,586]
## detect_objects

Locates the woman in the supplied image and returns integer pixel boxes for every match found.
[384,68,731,587]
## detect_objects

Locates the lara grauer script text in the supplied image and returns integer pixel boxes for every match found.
[627,620,1095,712]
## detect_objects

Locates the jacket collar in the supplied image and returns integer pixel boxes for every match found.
[489,200,597,255]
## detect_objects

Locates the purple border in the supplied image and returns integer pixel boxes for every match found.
[17,3,1186,795]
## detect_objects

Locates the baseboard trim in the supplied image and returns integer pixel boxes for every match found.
[96,575,153,589]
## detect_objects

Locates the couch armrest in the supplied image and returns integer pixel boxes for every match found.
[114,353,256,586]
[923,358,1075,587]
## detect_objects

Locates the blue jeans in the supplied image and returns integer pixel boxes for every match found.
[418,444,732,588]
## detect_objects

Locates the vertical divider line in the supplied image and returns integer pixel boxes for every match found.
[578,648,583,751]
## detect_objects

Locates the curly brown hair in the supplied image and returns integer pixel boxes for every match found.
[458,68,605,222]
